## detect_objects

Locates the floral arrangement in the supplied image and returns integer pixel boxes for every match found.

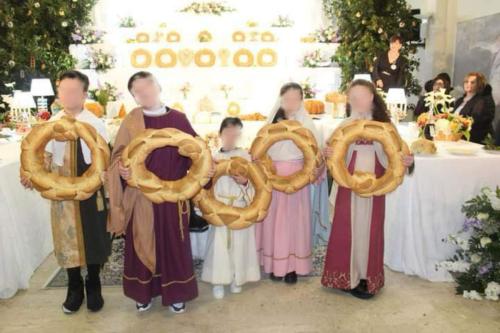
[219,84,232,99]
[119,16,136,28]
[313,25,340,43]
[81,49,115,72]
[271,15,294,28]
[424,88,455,114]
[437,187,500,301]
[301,78,317,99]
[302,49,331,68]
[88,82,119,110]
[179,2,235,15]
[416,112,473,141]
[71,25,105,44]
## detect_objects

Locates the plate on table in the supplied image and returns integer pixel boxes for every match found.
[446,146,480,156]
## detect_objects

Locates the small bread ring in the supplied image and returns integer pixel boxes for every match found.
[233,48,254,67]
[166,31,181,42]
[226,101,241,116]
[232,31,246,42]
[256,48,277,67]
[20,116,110,201]
[155,48,177,68]
[194,48,216,67]
[121,128,212,203]
[193,156,272,230]
[131,48,153,68]
[250,120,322,193]
[260,31,275,42]
[326,120,410,197]
[136,32,150,43]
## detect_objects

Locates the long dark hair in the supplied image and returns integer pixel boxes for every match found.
[272,82,304,123]
[347,79,391,123]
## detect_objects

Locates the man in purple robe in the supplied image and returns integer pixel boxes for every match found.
[108,71,214,313]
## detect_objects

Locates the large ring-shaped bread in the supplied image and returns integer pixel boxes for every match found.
[194,48,216,67]
[193,156,272,230]
[233,48,254,67]
[260,31,276,42]
[326,120,410,197]
[20,116,110,201]
[131,48,153,68]
[256,48,277,67]
[121,128,212,203]
[155,48,177,68]
[250,120,322,193]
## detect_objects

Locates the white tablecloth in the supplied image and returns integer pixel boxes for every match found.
[0,141,52,299]
[384,142,500,281]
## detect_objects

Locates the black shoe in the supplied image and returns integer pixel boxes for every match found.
[85,276,104,312]
[350,280,374,300]
[269,273,283,281]
[62,277,84,314]
[284,271,297,284]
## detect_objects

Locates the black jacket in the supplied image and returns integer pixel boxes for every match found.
[455,84,495,144]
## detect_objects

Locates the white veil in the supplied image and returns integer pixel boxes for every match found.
[266,97,322,161]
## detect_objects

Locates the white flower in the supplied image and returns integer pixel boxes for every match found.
[484,282,500,301]
[8,60,15,67]
[477,213,489,221]
[480,237,492,248]
[470,254,481,264]
[355,12,361,18]
[463,290,483,300]
[7,21,14,28]
[437,260,470,273]
[34,2,40,8]
[61,21,68,27]
[483,189,500,211]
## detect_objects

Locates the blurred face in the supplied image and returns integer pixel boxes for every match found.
[130,77,162,109]
[433,79,445,92]
[281,88,303,116]
[348,85,374,116]
[463,75,478,94]
[57,78,87,112]
[389,40,402,52]
[220,125,242,149]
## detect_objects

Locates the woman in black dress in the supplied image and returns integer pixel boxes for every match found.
[372,35,406,92]
[454,72,495,144]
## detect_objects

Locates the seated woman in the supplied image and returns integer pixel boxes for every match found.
[414,73,453,118]
[454,72,495,143]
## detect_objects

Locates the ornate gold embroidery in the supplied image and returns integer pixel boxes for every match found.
[321,270,351,290]
[257,249,312,260]
[123,273,195,288]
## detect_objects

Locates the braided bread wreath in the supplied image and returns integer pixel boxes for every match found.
[121,128,212,203]
[20,116,110,201]
[250,120,322,193]
[193,156,273,230]
[326,120,410,197]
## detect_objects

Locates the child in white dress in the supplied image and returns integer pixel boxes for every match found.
[202,117,261,299]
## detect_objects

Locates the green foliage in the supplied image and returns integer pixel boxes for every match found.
[323,0,421,95]
[0,0,97,114]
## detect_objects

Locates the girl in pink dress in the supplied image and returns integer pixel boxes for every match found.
[255,82,324,284]
[322,80,414,299]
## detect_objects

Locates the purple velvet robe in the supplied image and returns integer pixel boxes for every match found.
[123,109,198,305]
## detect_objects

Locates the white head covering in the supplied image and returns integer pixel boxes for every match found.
[266,97,322,161]
[45,109,109,166]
